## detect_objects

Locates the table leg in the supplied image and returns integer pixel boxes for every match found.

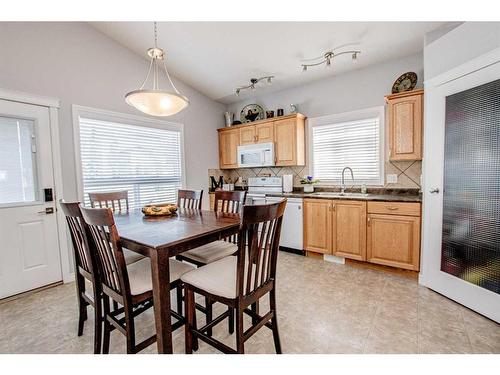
[150,250,173,354]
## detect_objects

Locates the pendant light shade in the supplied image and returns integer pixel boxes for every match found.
[125,22,189,117]
[125,90,189,117]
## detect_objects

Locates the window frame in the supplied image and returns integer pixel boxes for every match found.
[72,105,186,204]
[308,106,385,186]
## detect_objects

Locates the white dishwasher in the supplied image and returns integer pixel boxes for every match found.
[265,196,303,252]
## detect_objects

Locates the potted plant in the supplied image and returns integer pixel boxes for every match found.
[300,176,320,193]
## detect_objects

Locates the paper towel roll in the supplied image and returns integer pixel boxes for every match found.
[283,174,293,193]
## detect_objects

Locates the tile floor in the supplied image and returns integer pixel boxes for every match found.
[0,252,498,354]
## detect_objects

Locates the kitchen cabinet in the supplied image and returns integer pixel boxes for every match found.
[304,198,421,271]
[217,113,305,169]
[255,123,274,143]
[333,200,367,261]
[218,128,239,169]
[386,89,423,161]
[303,199,332,254]
[239,123,274,145]
[239,126,255,145]
[274,116,305,166]
[367,202,421,271]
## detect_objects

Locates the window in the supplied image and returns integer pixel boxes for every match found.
[0,116,38,204]
[310,107,384,185]
[76,108,184,209]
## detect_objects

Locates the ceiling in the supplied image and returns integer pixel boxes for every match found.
[90,22,446,104]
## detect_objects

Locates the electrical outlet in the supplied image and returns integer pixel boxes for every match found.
[386,174,398,184]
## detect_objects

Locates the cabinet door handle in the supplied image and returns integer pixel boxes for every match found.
[386,206,399,210]
[332,204,336,211]
[367,217,371,226]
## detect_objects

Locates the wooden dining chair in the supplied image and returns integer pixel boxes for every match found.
[177,189,203,210]
[177,190,247,336]
[182,199,286,354]
[80,206,196,354]
[89,190,129,212]
[88,190,143,265]
[59,201,102,354]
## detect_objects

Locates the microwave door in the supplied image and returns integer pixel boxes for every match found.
[239,151,262,167]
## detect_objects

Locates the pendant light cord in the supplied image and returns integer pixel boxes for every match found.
[135,21,182,95]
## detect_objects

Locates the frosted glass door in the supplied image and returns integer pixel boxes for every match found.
[441,79,500,294]
[422,55,500,323]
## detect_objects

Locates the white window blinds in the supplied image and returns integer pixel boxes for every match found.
[311,115,383,185]
[79,117,183,209]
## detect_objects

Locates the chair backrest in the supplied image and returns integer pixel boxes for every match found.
[214,190,247,214]
[59,201,94,278]
[80,206,130,298]
[177,189,203,210]
[88,190,129,213]
[215,190,247,244]
[236,199,286,298]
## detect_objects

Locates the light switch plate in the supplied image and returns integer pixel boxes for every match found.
[386,174,398,183]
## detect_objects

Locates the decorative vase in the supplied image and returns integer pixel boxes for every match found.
[224,112,232,127]
[303,184,314,193]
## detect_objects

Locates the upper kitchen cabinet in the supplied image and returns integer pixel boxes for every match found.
[274,114,306,166]
[239,126,256,145]
[386,89,423,161]
[218,127,239,169]
[239,122,274,145]
[217,113,306,169]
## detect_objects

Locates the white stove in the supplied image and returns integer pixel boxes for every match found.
[246,177,283,204]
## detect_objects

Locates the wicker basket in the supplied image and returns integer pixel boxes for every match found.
[141,203,178,216]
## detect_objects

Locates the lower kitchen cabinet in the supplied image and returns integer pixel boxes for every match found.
[333,200,367,261]
[367,213,421,271]
[303,199,332,254]
[304,198,421,271]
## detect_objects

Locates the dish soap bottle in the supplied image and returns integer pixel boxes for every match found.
[361,184,367,195]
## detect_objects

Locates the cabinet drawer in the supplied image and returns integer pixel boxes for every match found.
[367,201,420,216]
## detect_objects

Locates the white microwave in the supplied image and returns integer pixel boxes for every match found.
[237,142,275,168]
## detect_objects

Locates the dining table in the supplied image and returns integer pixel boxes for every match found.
[113,207,241,354]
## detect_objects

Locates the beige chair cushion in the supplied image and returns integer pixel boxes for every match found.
[182,240,237,264]
[127,258,195,296]
[181,256,242,299]
[123,248,145,265]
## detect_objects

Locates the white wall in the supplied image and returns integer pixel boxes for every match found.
[424,22,500,80]
[0,22,225,204]
[225,53,424,189]
[226,52,423,120]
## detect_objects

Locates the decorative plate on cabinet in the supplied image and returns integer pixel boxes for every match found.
[391,72,418,94]
[240,104,264,123]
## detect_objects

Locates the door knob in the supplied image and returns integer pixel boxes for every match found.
[37,207,54,214]
[429,188,440,194]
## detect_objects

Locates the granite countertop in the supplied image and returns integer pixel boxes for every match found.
[265,191,422,203]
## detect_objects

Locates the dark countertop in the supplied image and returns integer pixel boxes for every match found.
[265,191,422,203]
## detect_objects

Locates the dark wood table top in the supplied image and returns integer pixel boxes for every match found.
[114,208,240,253]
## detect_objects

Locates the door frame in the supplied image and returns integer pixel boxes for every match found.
[0,88,72,284]
[420,47,500,322]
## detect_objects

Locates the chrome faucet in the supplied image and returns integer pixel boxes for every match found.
[341,167,354,195]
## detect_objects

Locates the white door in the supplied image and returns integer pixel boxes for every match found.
[421,54,500,322]
[0,99,62,299]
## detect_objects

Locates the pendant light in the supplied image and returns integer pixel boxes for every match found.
[125,22,189,116]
